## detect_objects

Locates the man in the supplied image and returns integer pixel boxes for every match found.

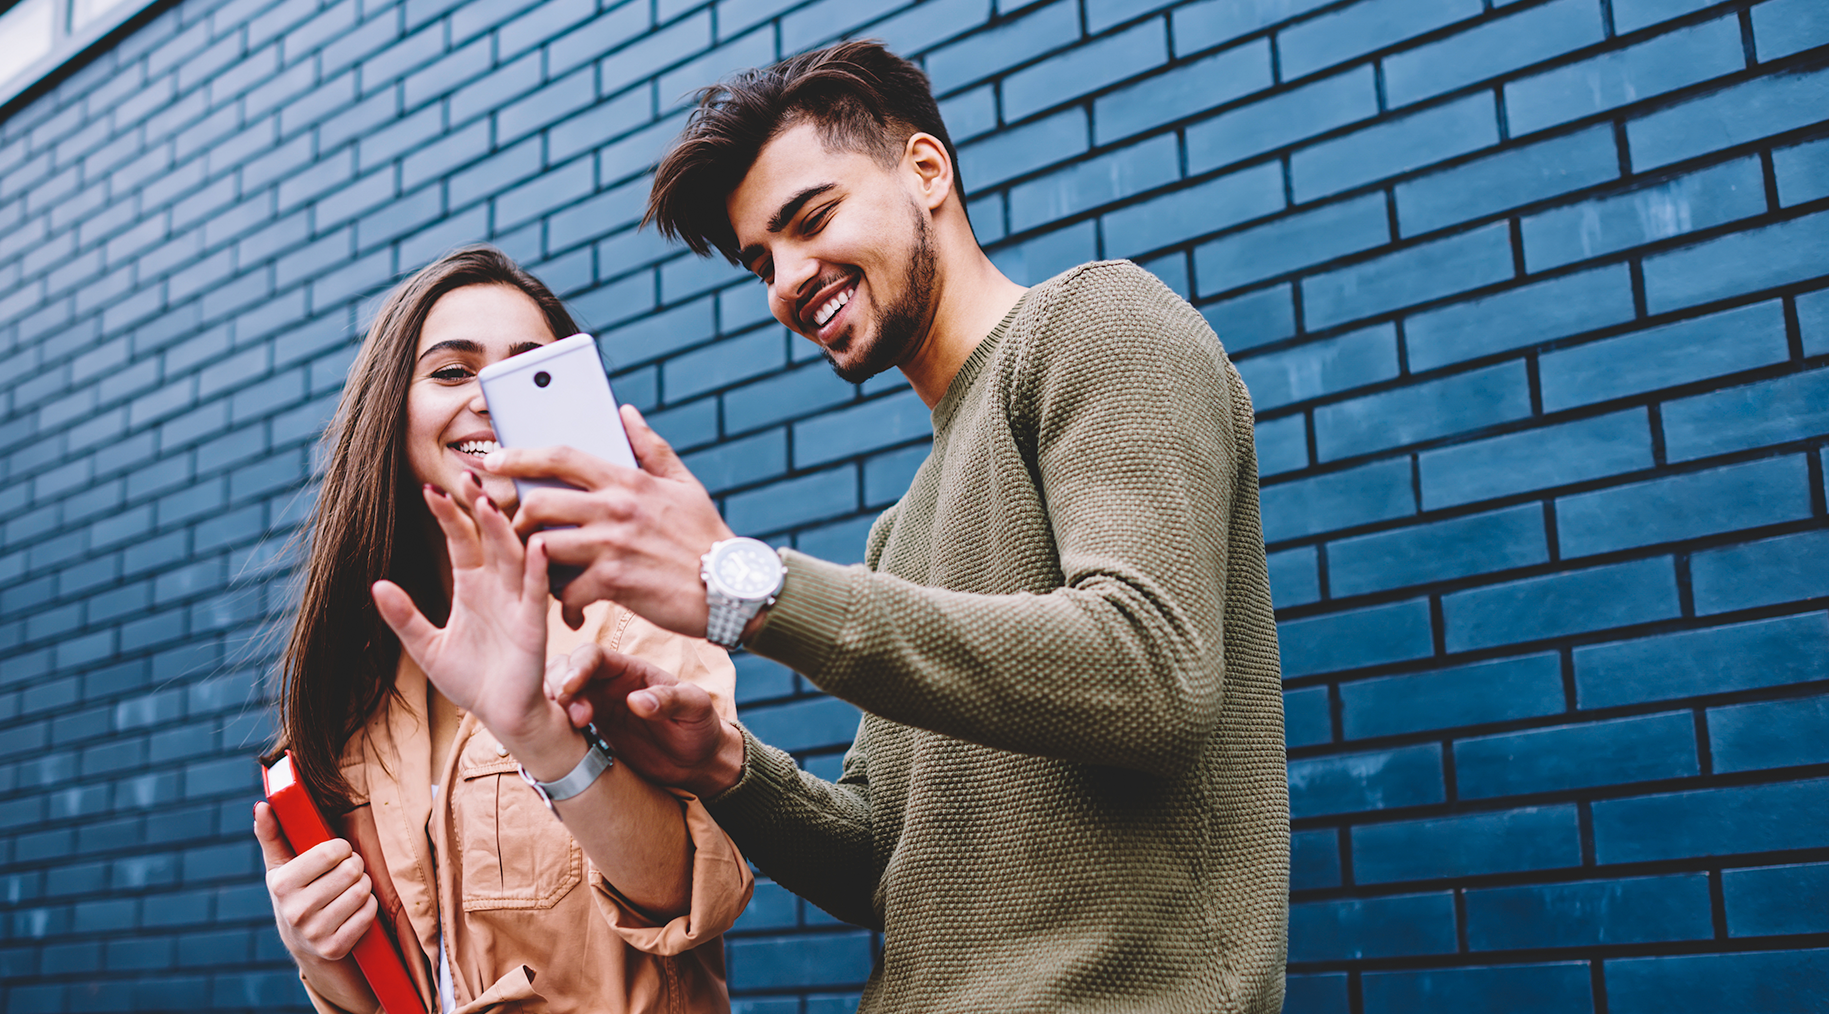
[487,41,1288,1013]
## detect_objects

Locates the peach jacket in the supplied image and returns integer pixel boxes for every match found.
[302,608,754,1014]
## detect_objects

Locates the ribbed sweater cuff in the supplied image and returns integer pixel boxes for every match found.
[701,724,800,819]
[746,549,856,682]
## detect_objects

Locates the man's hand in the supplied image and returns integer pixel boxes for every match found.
[483,404,734,638]
[372,483,581,779]
[551,643,745,798]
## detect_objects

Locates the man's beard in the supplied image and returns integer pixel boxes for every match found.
[823,206,937,384]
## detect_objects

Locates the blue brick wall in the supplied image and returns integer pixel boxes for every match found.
[0,0,1826,1010]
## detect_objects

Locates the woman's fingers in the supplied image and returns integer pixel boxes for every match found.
[253,802,297,871]
[524,537,552,617]
[423,485,482,570]
[372,579,440,661]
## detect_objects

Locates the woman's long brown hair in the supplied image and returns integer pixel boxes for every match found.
[275,245,580,811]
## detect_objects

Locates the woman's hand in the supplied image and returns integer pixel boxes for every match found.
[253,802,380,1009]
[373,482,571,762]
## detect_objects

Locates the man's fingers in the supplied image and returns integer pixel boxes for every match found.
[253,802,297,870]
[621,405,697,484]
[481,445,618,490]
[627,682,715,722]
[372,580,440,660]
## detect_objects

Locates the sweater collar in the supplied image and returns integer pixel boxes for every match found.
[930,293,1029,434]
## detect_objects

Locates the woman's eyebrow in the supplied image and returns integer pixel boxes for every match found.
[509,341,544,356]
[417,338,484,361]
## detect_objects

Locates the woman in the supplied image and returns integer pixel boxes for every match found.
[254,246,751,1014]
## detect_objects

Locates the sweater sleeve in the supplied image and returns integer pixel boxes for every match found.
[746,263,1245,779]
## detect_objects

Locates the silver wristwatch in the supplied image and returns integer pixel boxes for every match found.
[700,537,786,649]
[518,723,614,815]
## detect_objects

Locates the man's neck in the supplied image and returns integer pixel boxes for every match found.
[898,249,1027,408]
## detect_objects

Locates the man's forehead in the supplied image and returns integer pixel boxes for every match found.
[728,124,879,226]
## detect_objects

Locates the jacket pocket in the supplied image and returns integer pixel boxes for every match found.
[451,751,583,912]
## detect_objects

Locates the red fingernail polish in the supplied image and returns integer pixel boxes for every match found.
[466,470,481,486]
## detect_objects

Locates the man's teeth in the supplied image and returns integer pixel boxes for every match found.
[454,440,499,455]
[814,287,851,326]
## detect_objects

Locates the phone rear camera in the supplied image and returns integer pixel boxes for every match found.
[534,371,551,388]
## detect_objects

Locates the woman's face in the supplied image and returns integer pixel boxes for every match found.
[405,284,556,510]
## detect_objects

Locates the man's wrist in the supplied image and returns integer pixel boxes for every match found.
[686,721,747,798]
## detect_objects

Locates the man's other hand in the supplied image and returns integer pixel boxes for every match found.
[481,404,734,638]
[552,643,746,798]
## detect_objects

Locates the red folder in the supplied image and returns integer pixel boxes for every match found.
[263,751,427,1014]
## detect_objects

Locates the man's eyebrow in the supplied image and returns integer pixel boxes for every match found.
[417,338,483,361]
[738,183,839,271]
[767,183,838,234]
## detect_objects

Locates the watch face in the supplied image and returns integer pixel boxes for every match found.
[712,541,782,599]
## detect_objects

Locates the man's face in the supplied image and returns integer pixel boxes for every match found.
[728,122,938,383]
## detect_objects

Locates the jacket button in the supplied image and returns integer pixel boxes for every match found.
[495,742,509,757]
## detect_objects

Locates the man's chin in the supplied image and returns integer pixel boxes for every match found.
[822,347,884,384]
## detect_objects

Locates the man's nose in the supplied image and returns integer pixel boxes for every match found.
[773,251,819,325]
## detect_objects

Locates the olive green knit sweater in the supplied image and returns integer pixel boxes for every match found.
[709,260,1288,1013]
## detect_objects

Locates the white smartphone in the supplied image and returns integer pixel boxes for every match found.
[476,332,637,504]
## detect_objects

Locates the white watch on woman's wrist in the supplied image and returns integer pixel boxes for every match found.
[518,723,614,815]
[700,537,786,648]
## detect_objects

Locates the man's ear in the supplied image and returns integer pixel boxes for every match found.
[904,132,954,212]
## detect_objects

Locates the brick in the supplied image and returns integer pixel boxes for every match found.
[1506,16,1745,138]
[1774,136,1829,208]
[1099,159,1281,261]
[1362,963,1593,1014]
[1092,39,1269,149]
[957,107,1088,190]
[1280,0,1481,81]
[1609,0,1714,33]
[1458,710,1698,800]
[600,296,716,368]
[548,2,650,76]
[1423,2,1618,107]
[1289,742,1443,818]
[1662,367,1829,463]
[1710,694,1829,774]
[1315,361,1531,462]
[1278,598,1435,677]
[1287,892,1457,961]
[1002,19,1169,123]
[1168,0,1333,52]
[988,219,1096,286]
[1645,209,1829,317]
[1445,556,1678,652]
[727,931,873,990]
[795,514,875,565]
[1253,413,1308,476]
[1628,64,1829,172]
[597,10,713,99]
[1194,191,1389,297]
[1305,220,1514,330]
[1341,651,1564,739]
[1356,805,1581,884]
[742,695,863,754]
[1419,409,1652,510]
[1327,503,1549,598]
[1722,862,1829,937]
[1753,0,1829,61]
[793,391,930,469]
[1557,455,1813,558]
[680,427,787,494]
[1236,325,1396,415]
[1692,529,1829,615]
[723,464,857,535]
[1539,299,1787,412]
[1261,457,1414,542]
[1284,684,1331,747]
[1397,125,1619,238]
[1203,285,1294,352]
[1290,828,1342,890]
[937,85,996,146]
[1011,134,1178,236]
[1185,66,1378,176]
[1593,777,1829,864]
[1268,545,1321,608]
[659,254,746,305]
[1529,154,1770,272]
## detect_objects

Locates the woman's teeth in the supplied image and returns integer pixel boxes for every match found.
[814,287,851,326]
[453,440,499,456]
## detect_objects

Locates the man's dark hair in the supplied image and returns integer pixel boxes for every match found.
[644,40,964,263]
